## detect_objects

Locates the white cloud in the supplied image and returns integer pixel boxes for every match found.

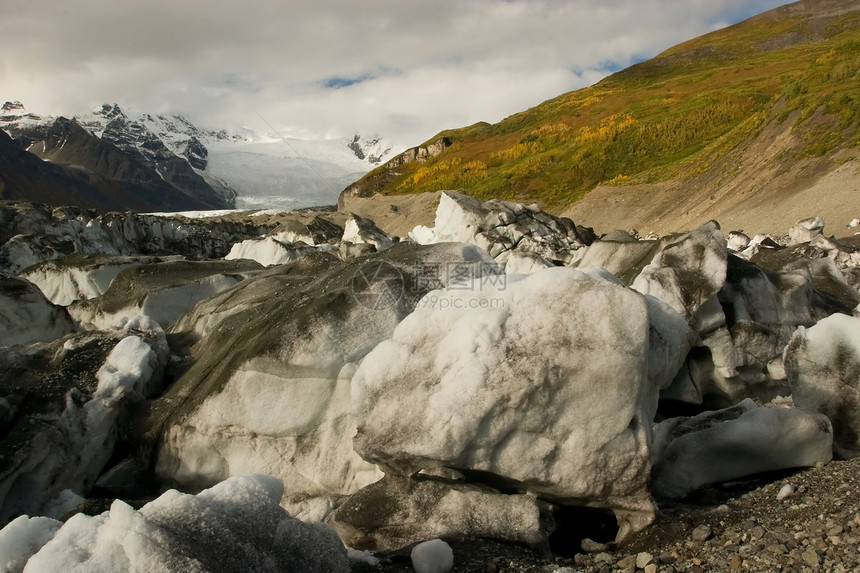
[1,0,791,150]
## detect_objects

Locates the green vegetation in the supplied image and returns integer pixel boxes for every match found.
[352,7,860,209]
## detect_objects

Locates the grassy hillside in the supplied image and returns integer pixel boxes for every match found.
[343,0,860,213]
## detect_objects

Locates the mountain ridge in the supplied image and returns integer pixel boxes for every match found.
[0,125,219,212]
[1,101,395,212]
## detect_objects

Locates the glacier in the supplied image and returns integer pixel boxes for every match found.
[0,195,858,568]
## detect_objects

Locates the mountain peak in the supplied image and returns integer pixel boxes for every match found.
[1,101,38,122]
[97,103,126,120]
[348,134,393,165]
[1,101,25,113]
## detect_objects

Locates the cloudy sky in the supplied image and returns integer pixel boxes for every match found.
[2,0,790,150]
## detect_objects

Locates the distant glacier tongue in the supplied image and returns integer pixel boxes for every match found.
[204,136,388,210]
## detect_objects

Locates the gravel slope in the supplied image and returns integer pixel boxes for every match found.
[357,457,860,572]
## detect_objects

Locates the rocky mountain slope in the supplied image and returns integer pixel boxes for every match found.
[0,125,218,213]
[1,102,231,211]
[341,0,860,236]
[1,101,393,212]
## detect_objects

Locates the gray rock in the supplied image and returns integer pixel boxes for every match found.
[691,525,713,542]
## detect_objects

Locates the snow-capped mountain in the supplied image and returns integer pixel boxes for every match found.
[1,101,395,211]
[348,134,391,165]
[0,100,51,143]
[78,104,210,170]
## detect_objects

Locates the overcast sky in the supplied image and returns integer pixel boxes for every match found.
[2,0,790,150]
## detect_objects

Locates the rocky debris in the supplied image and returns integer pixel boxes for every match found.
[0,316,168,524]
[150,243,498,520]
[351,267,690,541]
[651,398,833,499]
[0,275,74,346]
[359,457,860,572]
[785,313,860,458]
[567,457,860,573]
[328,475,549,552]
[11,474,349,572]
[409,191,595,269]
[68,259,264,330]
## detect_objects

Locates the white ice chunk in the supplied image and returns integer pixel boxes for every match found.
[342,214,395,251]
[352,266,689,540]
[651,399,832,498]
[785,313,860,457]
[788,216,825,245]
[19,475,349,572]
[225,236,320,267]
[408,225,437,245]
[0,516,62,573]
[95,336,159,400]
[347,548,380,566]
[411,539,454,573]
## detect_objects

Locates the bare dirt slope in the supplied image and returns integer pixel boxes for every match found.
[559,115,860,238]
[339,190,443,237]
